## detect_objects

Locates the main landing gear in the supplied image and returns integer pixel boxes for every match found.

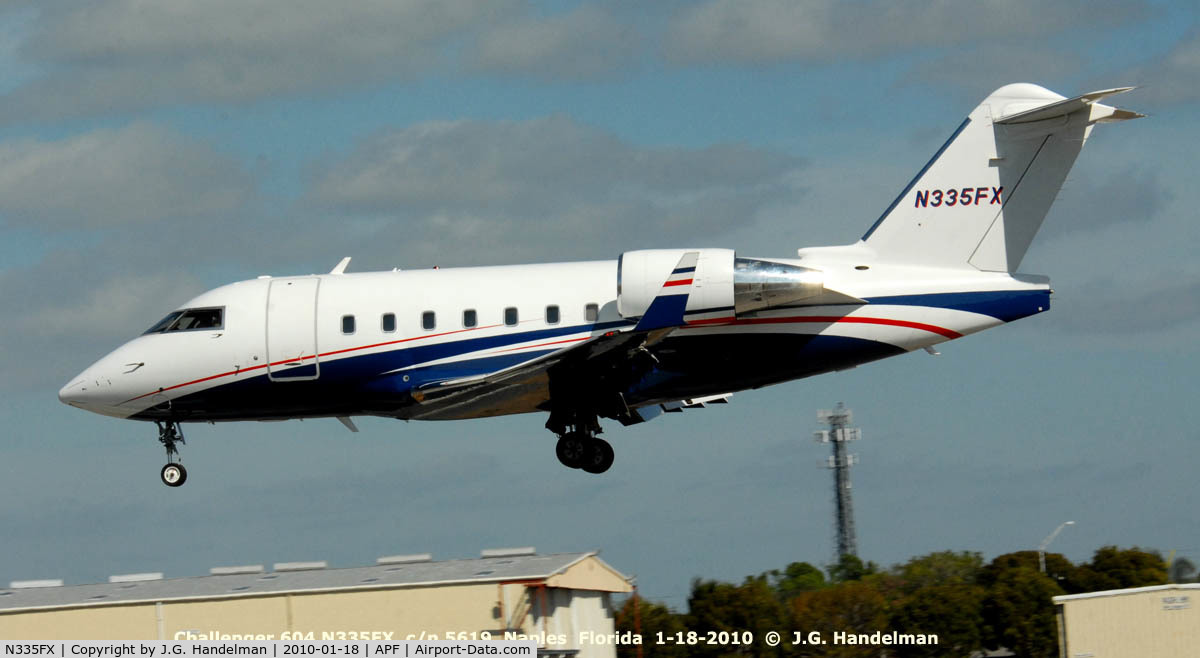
[555,432,615,474]
[156,421,188,487]
[549,410,615,474]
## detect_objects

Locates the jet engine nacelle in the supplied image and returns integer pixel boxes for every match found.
[616,248,835,320]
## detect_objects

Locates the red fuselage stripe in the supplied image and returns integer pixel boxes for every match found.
[686,315,963,339]
[490,336,592,354]
[123,315,959,404]
[121,323,505,403]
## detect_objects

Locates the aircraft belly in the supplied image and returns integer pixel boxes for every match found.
[627,333,904,404]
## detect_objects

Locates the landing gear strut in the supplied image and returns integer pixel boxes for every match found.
[156,421,188,487]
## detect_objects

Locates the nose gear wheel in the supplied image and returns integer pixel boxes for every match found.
[156,421,188,487]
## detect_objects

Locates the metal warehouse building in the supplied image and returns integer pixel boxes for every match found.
[0,548,632,658]
[1054,583,1199,657]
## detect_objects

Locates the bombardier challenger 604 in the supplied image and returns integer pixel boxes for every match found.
[59,84,1141,486]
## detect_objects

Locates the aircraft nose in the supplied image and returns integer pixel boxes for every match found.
[58,378,83,405]
[57,364,133,418]
[58,370,110,408]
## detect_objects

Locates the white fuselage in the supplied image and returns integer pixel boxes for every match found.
[58,250,1049,423]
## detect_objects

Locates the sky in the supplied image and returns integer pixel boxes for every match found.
[1,0,1198,609]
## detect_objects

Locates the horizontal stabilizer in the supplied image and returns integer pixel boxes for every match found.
[995,87,1143,125]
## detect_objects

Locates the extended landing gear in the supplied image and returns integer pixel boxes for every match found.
[156,421,188,487]
[554,431,615,474]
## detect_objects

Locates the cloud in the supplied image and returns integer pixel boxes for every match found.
[0,123,255,229]
[464,4,644,81]
[1,0,517,120]
[1115,28,1200,105]
[1040,165,1171,240]
[305,116,806,265]
[663,0,1147,66]
[0,250,205,391]
[1048,278,1200,337]
[902,44,1086,101]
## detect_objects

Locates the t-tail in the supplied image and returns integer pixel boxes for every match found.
[860,83,1142,272]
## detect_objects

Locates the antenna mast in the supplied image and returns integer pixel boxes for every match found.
[815,402,861,559]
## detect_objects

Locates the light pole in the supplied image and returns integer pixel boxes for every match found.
[1039,521,1075,574]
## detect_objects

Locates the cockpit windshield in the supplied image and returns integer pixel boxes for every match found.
[143,307,224,334]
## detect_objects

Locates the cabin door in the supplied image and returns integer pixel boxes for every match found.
[266,278,320,381]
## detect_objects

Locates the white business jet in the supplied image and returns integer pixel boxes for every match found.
[59,84,1141,486]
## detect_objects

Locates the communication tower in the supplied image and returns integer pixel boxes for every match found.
[814,402,861,558]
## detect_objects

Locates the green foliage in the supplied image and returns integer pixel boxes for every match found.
[686,576,787,658]
[980,550,1074,589]
[1068,545,1166,592]
[893,551,984,593]
[763,562,826,600]
[615,595,688,658]
[981,564,1064,658]
[827,554,878,583]
[889,584,985,658]
[621,545,1169,658]
[790,581,889,658]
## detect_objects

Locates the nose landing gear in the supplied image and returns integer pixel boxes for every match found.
[156,421,188,487]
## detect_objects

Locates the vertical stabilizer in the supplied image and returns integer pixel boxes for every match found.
[861,84,1141,271]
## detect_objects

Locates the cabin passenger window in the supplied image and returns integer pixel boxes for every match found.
[463,309,477,328]
[546,305,560,325]
[422,311,436,331]
[143,307,224,334]
[504,307,518,327]
[342,315,355,334]
[585,303,599,322]
[382,313,396,333]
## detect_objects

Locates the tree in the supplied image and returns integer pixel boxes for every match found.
[615,594,688,658]
[894,551,984,593]
[1068,546,1166,593]
[980,550,1074,590]
[1169,556,1196,583]
[686,576,787,658]
[981,565,1064,658]
[764,562,826,601]
[889,584,986,658]
[791,581,889,658]
[827,554,878,584]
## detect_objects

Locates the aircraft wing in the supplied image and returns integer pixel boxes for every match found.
[404,251,716,422]
[403,327,655,421]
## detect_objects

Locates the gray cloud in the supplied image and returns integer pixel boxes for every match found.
[902,44,1086,101]
[305,116,806,265]
[2,0,516,120]
[0,249,205,391]
[1115,28,1200,105]
[664,0,1146,65]
[1051,279,1200,337]
[464,4,644,81]
[1041,165,1170,240]
[0,122,255,229]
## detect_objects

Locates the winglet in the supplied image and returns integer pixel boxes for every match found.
[634,252,698,332]
[330,257,352,275]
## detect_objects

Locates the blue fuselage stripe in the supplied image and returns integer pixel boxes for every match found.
[863,289,1049,322]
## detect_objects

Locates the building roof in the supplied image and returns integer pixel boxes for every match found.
[0,550,632,614]
[1053,583,1200,603]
